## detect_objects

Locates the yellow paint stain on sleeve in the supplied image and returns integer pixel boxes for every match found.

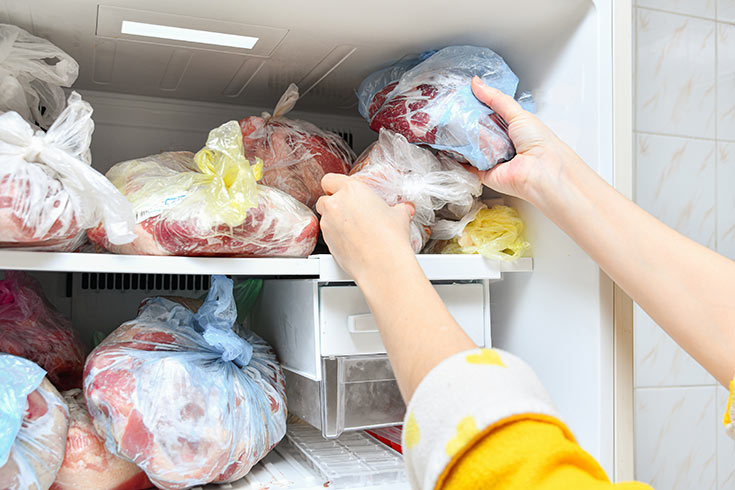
[446,416,480,457]
[724,378,735,426]
[466,349,506,367]
[404,411,421,449]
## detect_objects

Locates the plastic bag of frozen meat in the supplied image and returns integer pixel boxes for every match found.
[87,120,319,257]
[0,24,78,129]
[357,45,535,171]
[84,275,287,490]
[350,129,481,252]
[51,389,151,490]
[0,91,136,251]
[0,271,85,391]
[0,354,70,490]
[239,83,355,208]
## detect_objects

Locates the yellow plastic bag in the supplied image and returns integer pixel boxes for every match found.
[439,205,530,261]
[107,121,263,230]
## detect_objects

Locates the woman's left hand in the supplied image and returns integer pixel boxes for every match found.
[316,173,415,284]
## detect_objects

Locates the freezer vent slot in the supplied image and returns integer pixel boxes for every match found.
[325,128,354,150]
[80,273,210,292]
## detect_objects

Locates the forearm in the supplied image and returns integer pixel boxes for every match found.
[530,149,735,385]
[353,246,475,401]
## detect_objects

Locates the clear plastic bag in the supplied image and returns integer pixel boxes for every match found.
[0,271,85,390]
[87,121,319,257]
[0,354,70,490]
[350,129,481,252]
[431,204,530,261]
[240,83,355,208]
[357,46,534,171]
[84,275,287,490]
[0,91,136,251]
[51,389,151,490]
[0,24,79,129]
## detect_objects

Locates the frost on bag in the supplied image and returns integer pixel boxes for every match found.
[0,24,78,129]
[239,83,355,208]
[51,389,151,490]
[87,120,319,257]
[0,91,136,251]
[0,354,69,490]
[357,45,534,171]
[350,129,481,252]
[430,203,530,261]
[83,275,287,490]
[0,271,84,391]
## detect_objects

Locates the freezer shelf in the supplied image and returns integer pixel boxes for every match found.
[0,250,532,279]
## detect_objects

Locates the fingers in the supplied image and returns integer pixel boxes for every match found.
[321,173,350,195]
[393,202,415,220]
[471,76,525,123]
[315,195,329,216]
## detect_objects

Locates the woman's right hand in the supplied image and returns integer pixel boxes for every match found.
[470,76,588,205]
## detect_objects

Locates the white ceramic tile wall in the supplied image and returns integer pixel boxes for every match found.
[635,387,717,490]
[633,1,735,488]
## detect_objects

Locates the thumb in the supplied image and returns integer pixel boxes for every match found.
[471,76,524,124]
[393,202,415,220]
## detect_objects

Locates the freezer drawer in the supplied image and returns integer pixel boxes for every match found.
[251,279,490,381]
[285,355,405,438]
[319,283,487,356]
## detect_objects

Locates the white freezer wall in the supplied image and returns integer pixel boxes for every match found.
[632,2,735,489]
[7,0,617,477]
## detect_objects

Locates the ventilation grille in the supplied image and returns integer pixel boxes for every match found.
[326,128,354,150]
[80,273,211,292]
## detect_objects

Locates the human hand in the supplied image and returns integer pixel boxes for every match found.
[470,76,587,204]
[316,174,416,283]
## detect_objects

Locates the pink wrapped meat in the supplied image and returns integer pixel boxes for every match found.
[0,271,84,391]
[0,355,70,490]
[357,46,534,171]
[51,389,152,490]
[239,84,355,208]
[350,130,481,252]
[87,121,318,257]
[0,92,135,251]
[83,276,287,490]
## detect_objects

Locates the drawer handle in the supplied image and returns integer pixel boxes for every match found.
[347,313,379,334]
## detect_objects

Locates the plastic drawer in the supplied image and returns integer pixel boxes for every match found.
[286,355,405,438]
[319,282,487,357]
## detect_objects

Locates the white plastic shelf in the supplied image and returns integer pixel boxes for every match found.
[0,250,532,280]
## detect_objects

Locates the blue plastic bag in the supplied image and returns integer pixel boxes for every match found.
[84,275,286,490]
[357,45,535,171]
[0,354,69,490]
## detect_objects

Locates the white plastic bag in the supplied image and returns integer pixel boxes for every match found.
[0,91,136,250]
[0,24,78,129]
[350,129,482,252]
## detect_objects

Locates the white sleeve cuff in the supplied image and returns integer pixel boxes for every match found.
[401,348,559,490]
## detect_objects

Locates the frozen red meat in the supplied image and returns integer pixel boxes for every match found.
[240,84,355,208]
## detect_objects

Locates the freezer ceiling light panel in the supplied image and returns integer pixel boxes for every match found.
[120,21,259,49]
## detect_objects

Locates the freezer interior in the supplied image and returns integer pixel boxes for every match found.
[3,0,615,487]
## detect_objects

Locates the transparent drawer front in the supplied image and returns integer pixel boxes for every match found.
[285,355,405,438]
